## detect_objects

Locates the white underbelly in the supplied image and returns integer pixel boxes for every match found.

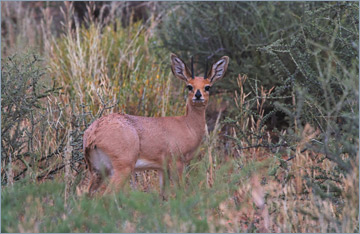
[134,159,162,171]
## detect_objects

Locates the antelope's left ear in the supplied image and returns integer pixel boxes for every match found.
[209,56,229,84]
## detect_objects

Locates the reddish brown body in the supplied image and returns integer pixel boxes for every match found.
[83,53,229,195]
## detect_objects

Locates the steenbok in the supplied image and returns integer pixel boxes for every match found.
[83,53,229,196]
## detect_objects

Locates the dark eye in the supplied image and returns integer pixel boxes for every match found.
[205,86,211,91]
[187,85,193,91]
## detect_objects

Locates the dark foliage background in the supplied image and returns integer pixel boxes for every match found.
[158,1,358,166]
[157,1,359,222]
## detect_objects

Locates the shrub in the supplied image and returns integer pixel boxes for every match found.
[260,1,359,172]
[1,52,59,184]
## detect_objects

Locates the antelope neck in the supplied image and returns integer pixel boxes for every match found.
[184,101,206,134]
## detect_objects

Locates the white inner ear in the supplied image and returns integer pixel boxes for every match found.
[214,60,225,77]
[175,66,183,75]
[216,68,223,77]
[174,58,185,76]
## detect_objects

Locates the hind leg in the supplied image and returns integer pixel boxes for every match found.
[158,169,168,200]
[86,147,114,196]
[104,166,133,195]
[87,170,104,196]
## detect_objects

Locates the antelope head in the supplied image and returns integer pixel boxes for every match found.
[170,53,229,108]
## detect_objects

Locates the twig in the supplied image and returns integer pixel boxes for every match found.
[37,164,66,180]
[236,142,288,150]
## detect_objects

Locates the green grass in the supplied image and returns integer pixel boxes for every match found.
[1,159,245,233]
[3,147,356,232]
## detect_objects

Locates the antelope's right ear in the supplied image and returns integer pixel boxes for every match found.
[170,53,191,82]
[208,56,229,84]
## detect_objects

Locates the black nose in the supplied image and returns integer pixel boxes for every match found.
[195,89,202,99]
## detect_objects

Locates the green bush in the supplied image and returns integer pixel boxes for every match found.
[158,2,358,131]
[261,2,359,171]
[221,2,358,226]
[157,2,304,90]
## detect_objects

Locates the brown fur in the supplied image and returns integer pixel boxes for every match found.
[83,53,229,195]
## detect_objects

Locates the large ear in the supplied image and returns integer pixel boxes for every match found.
[208,56,229,84]
[170,53,191,82]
